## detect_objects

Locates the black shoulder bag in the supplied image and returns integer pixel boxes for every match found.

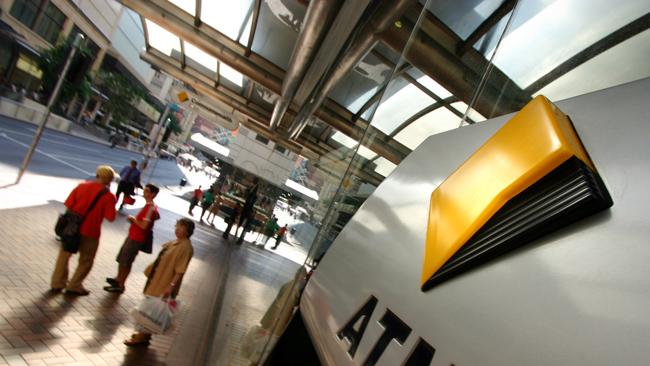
[55,188,107,253]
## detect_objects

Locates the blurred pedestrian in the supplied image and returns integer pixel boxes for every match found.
[272,224,288,250]
[206,193,222,225]
[104,184,160,293]
[116,160,141,210]
[199,188,215,222]
[222,204,241,240]
[124,218,195,347]
[188,185,202,215]
[236,178,259,244]
[51,166,117,296]
[258,216,279,247]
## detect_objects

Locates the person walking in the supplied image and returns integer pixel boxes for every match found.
[259,216,279,247]
[104,184,160,293]
[222,204,241,240]
[116,160,142,210]
[236,178,259,244]
[206,193,222,225]
[199,188,215,222]
[51,165,117,296]
[187,185,203,215]
[272,224,288,250]
[124,218,195,347]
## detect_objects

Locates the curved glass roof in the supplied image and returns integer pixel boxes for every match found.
[135,0,650,181]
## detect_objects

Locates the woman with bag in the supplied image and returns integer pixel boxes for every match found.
[104,184,160,293]
[124,218,195,347]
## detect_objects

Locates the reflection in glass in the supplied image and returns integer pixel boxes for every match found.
[369,77,433,134]
[330,132,378,160]
[491,0,650,88]
[373,157,397,177]
[535,30,650,101]
[450,101,486,123]
[394,107,461,150]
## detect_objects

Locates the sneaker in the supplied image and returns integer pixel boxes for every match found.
[103,285,124,294]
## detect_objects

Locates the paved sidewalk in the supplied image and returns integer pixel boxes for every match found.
[0,169,225,366]
[0,165,302,366]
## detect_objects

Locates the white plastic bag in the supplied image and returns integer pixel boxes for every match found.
[130,296,179,334]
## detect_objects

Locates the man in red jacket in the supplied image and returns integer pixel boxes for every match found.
[51,165,117,296]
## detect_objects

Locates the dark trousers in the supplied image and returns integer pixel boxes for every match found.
[234,213,255,243]
[273,234,283,249]
[115,181,134,207]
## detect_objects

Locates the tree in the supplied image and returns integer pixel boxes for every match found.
[37,38,93,114]
[96,71,145,125]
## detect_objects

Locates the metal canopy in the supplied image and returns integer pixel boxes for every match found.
[120,0,650,181]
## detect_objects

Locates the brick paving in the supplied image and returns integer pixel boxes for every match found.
[0,178,221,366]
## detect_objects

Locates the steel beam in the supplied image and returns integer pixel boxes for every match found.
[289,0,413,139]
[245,0,262,57]
[269,0,342,129]
[121,0,284,93]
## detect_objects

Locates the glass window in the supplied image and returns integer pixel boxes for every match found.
[35,2,66,44]
[184,41,218,72]
[9,0,39,28]
[201,0,255,44]
[423,0,504,39]
[535,30,650,101]
[169,0,195,16]
[394,107,461,150]
[450,101,486,123]
[416,75,453,99]
[255,133,270,145]
[330,52,392,114]
[146,19,181,56]
[490,0,650,88]
[406,68,453,99]
[219,62,244,87]
[330,132,377,160]
[373,156,397,177]
[369,77,434,134]
[16,53,43,79]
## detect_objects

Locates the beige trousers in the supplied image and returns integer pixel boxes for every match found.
[51,235,100,291]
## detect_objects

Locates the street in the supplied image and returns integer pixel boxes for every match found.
[0,115,184,187]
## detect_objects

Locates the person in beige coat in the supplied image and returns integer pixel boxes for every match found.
[124,218,194,346]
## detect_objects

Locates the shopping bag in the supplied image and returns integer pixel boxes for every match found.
[123,195,136,205]
[130,296,179,334]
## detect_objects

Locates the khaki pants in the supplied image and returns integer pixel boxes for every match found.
[51,236,100,291]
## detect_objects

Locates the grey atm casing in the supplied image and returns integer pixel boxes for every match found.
[301,78,650,366]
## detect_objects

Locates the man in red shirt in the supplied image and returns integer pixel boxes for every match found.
[105,184,160,293]
[51,165,117,295]
[272,224,288,250]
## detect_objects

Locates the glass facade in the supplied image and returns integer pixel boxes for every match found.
[13,0,643,363]
[10,0,66,45]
